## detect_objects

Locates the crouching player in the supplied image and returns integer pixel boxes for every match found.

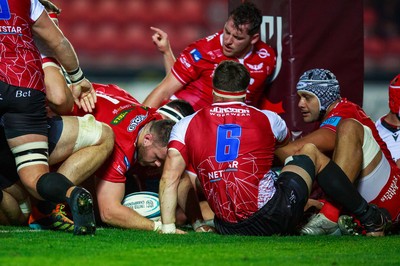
[158,60,390,236]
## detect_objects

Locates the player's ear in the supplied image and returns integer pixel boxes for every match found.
[250,33,260,45]
[143,133,154,146]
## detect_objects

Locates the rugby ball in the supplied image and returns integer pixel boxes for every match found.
[122,191,160,220]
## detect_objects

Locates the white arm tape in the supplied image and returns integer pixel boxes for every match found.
[19,200,31,214]
[67,67,84,84]
[161,223,176,234]
[153,220,162,231]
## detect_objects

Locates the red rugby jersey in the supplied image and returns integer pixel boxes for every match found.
[172,31,276,111]
[0,0,45,91]
[169,102,288,222]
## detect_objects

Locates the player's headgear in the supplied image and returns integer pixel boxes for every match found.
[156,105,184,123]
[296,68,340,116]
[388,74,400,119]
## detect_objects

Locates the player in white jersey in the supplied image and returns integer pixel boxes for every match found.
[376,74,400,167]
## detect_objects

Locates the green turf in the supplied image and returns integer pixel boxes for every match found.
[1,226,400,266]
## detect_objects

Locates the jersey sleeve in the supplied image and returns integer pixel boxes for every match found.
[168,115,193,165]
[262,110,289,143]
[97,146,129,183]
[31,0,45,21]
[42,56,61,69]
[171,43,202,85]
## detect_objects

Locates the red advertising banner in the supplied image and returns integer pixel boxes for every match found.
[229,0,364,137]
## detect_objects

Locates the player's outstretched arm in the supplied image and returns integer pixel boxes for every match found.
[151,26,176,72]
[143,72,183,108]
[159,149,186,234]
[96,180,159,231]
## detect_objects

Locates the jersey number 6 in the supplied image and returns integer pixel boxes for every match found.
[215,124,241,163]
[0,0,11,20]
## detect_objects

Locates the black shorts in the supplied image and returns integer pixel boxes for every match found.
[0,80,47,139]
[213,172,309,236]
[0,127,19,189]
[47,116,63,155]
[0,116,63,189]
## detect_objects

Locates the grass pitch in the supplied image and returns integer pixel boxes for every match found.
[1,226,400,266]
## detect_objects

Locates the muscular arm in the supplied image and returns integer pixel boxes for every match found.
[32,11,79,72]
[275,128,336,163]
[159,149,186,230]
[44,65,74,115]
[143,71,183,108]
[96,179,156,230]
[33,11,96,112]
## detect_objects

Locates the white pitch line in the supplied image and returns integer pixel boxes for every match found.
[0,228,105,233]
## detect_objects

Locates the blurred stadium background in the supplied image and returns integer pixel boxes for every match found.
[51,0,399,121]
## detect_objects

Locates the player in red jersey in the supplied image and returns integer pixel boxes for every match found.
[158,61,389,236]
[0,0,97,235]
[69,83,210,232]
[275,68,395,236]
[144,2,276,111]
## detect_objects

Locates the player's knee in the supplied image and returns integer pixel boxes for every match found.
[100,123,115,155]
[294,143,320,163]
[284,154,316,181]
[337,118,363,136]
[36,172,74,203]
[11,141,48,171]
[73,114,103,153]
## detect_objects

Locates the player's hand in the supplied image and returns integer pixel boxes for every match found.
[71,78,96,112]
[304,198,323,212]
[195,225,216,233]
[159,228,187,234]
[175,228,187,234]
[151,26,171,54]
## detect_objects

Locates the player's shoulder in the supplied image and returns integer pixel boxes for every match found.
[187,31,221,50]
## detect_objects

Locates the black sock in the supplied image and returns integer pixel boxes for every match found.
[36,172,74,203]
[316,160,369,220]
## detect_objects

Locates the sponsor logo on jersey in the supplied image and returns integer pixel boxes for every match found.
[214,49,223,57]
[321,116,342,128]
[111,109,132,125]
[246,62,264,72]
[208,170,223,182]
[124,156,130,170]
[257,48,271,59]
[113,104,135,114]
[205,32,219,42]
[179,55,192,69]
[380,175,398,202]
[127,114,148,132]
[114,161,125,176]
[207,51,216,60]
[210,106,250,117]
[190,49,202,62]
[392,133,399,141]
[0,26,22,34]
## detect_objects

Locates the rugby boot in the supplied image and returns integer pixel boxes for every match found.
[29,203,74,232]
[300,213,341,236]
[67,187,96,236]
